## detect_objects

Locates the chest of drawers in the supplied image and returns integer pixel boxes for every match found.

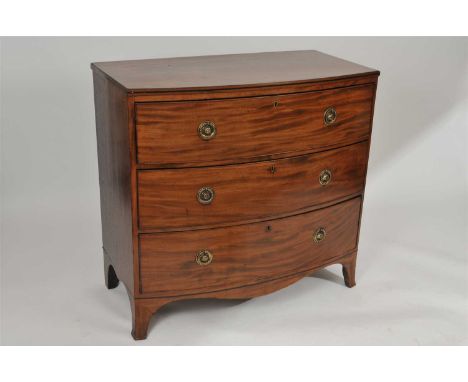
[91,50,379,340]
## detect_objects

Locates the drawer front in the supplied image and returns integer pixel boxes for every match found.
[138,141,368,231]
[136,85,374,166]
[139,197,361,295]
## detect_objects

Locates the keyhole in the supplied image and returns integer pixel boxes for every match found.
[273,101,279,108]
[266,225,272,232]
[269,165,276,174]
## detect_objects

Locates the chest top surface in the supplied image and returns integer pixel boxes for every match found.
[91,50,379,93]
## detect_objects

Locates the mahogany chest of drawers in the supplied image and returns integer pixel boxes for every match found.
[91,50,379,340]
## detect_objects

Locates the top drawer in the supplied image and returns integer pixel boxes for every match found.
[135,85,375,166]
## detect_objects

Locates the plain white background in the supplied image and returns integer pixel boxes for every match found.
[1,37,467,345]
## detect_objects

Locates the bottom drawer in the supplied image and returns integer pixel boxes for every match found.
[139,197,362,296]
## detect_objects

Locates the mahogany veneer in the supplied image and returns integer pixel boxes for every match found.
[92,50,379,340]
[138,142,368,231]
[139,198,361,295]
[135,85,374,166]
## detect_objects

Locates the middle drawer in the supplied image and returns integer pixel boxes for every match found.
[138,141,368,231]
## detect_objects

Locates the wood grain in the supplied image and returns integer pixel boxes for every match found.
[91,50,379,92]
[135,85,374,166]
[138,141,368,231]
[139,197,361,296]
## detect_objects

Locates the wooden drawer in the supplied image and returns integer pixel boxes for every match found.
[135,85,374,166]
[138,141,368,231]
[139,197,361,295]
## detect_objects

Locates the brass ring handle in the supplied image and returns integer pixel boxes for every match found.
[313,227,326,243]
[197,186,215,204]
[319,169,332,186]
[198,121,217,140]
[196,250,213,265]
[324,107,337,125]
